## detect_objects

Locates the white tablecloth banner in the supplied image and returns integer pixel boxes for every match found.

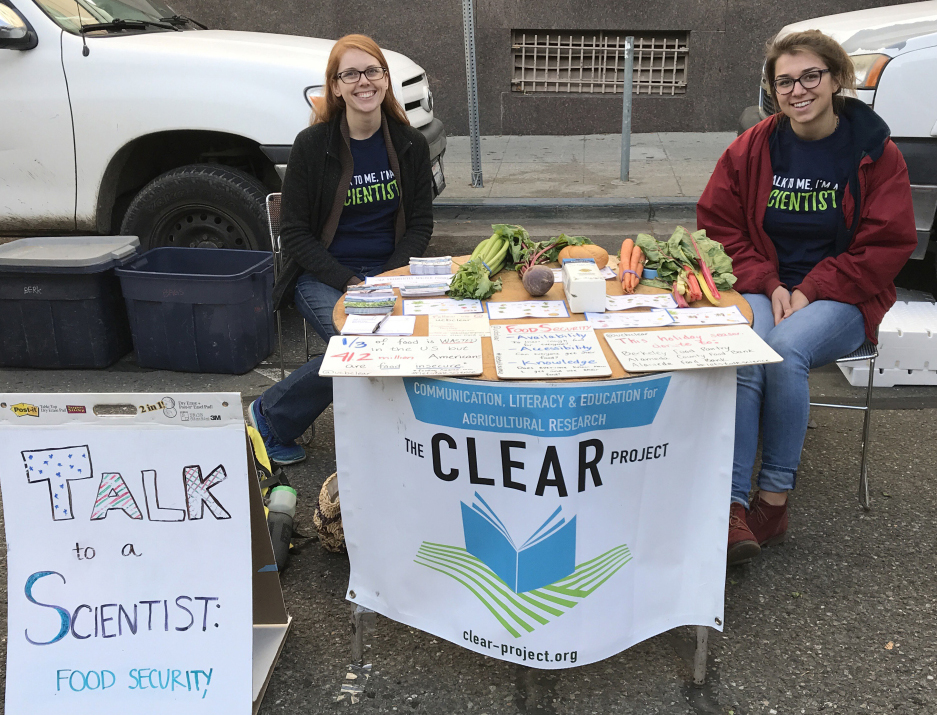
[334,368,735,668]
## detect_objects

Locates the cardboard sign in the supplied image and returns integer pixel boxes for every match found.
[604,325,783,372]
[490,323,612,380]
[0,393,273,715]
[333,369,735,668]
[320,336,484,377]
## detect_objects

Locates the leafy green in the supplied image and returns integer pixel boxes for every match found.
[692,229,737,290]
[513,233,594,275]
[447,257,502,300]
[636,226,736,291]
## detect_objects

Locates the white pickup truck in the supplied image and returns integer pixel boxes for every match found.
[0,0,447,250]
[738,1,937,280]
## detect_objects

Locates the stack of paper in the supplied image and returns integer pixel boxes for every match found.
[399,283,451,298]
[340,315,416,335]
[343,285,397,315]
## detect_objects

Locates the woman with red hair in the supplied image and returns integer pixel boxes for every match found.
[250,34,434,465]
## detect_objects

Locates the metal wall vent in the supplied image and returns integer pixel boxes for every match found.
[512,31,689,95]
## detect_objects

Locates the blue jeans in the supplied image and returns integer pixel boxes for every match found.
[260,355,333,444]
[294,267,382,341]
[261,267,379,444]
[731,293,865,506]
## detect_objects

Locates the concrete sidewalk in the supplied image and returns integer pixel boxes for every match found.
[439,132,735,200]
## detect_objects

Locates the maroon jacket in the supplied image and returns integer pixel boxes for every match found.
[697,98,917,342]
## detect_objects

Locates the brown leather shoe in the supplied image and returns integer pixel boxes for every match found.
[747,493,789,546]
[727,502,761,565]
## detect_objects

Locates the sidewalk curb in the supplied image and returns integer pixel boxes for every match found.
[432,197,699,221]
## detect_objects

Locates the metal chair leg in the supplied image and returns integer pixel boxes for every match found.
[858,354,876,511]
[276,310,285,381]
[693,626,709,685]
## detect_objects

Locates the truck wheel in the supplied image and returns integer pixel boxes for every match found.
[120,164,271,251]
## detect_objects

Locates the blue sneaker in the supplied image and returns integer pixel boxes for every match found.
[248,399,306,466]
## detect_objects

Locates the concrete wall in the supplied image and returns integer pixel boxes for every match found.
[170,0,914,134]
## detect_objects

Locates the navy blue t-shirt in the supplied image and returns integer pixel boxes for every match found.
[328,129,400,271]
[763,115,853,287]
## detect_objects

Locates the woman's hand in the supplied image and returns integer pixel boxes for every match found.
[789,289,810,315]
[346,276,363,288]
[771,286,792,325]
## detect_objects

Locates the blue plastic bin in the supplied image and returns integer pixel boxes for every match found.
[0,236,139,368]
[116,248,274,374]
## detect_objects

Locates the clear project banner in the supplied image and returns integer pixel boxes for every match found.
[334,370,735,668]
[0,394,252,714]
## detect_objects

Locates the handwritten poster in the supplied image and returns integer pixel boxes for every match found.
[319,336,484,377]
[604,325,783,372]
[490,322,612,379]
[0,393,252,715]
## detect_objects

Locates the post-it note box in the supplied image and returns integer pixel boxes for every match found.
[562,258,606,313]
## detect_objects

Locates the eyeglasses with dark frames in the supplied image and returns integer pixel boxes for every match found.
[336,66,388,84]
[773,68,830,95]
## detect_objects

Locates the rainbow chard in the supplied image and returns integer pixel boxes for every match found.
[673,270,690,308]
[688,233,722,301]
[683,266,703,302]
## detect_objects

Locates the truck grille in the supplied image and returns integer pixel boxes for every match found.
[760,86,775,114]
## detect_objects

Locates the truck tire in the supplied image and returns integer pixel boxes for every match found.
[120,164,271,251]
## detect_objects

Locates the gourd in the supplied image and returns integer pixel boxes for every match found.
[557,245,609,268]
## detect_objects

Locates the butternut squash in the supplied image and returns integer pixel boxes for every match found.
[557,245,609,269]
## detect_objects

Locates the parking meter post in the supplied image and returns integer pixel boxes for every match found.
[620,36,634,183]
[461,0,483,187]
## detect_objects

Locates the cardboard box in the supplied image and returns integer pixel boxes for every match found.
[562,259,606,313]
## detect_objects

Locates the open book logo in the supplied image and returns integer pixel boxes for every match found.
[415,492,631,638]
[461,493,575,593]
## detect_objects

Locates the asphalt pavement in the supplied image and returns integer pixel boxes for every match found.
[2,212,937,714]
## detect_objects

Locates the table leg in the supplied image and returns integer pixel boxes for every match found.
[693,626,710,685]
[351,604,376,664]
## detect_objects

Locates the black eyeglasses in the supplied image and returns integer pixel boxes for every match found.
[336,66,388,84]
[772,69,830,95]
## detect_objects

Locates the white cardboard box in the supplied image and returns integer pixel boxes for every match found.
[838,363,937,387]
[876,301,937,371]
[562,259,606,313]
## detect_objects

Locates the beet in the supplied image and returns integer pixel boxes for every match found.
[522,265,555,296]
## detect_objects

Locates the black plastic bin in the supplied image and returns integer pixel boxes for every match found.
[116,248,275,374]
[0,236,139,368]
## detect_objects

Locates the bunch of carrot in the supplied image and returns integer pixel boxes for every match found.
[617,238,645,294]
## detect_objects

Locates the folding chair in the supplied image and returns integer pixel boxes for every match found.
[809,339,879,511]
[265,193,312,381]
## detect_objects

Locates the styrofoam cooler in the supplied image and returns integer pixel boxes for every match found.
[838,300,937,386]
